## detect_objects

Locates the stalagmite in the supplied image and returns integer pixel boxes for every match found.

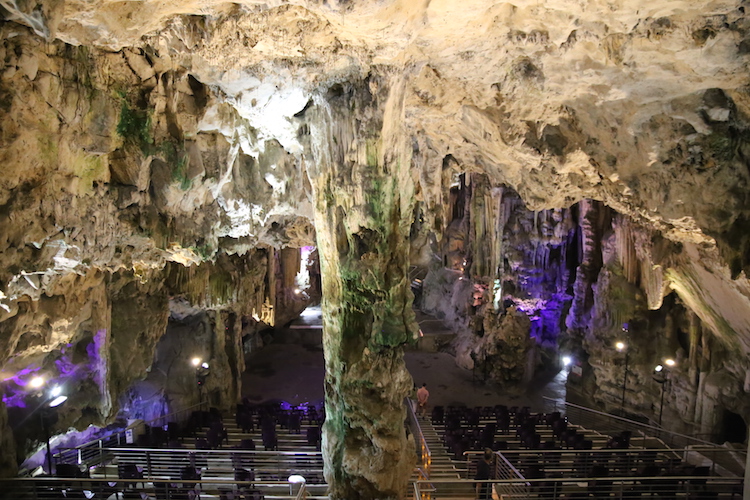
[306,74,417,499]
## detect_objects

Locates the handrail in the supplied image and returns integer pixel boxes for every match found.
[48,448,326,486]
[543,396,721,449]
[71,401,206,451]
[413,475,745,484]
[295,483,308,500]
[405,397,431,478]
[64,446,323,456]
[464,449,530,499]
[463,451,528,481]
[411,474,744,497]
[53,401,207,468]
[462,446,746,478]
[0,476,325,494]
[495,451,527,482]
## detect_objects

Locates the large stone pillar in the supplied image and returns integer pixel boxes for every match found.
[307,74,418,499]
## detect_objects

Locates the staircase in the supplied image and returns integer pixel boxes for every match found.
[412,414,478,499]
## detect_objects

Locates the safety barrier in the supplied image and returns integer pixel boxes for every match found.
[53,447,325,484]
[54,401,205,468]
[406,398,432,478]
[0,476,329,500]
[543,397,727,450]
[411,475,744,499]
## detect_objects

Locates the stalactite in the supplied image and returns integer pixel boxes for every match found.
[566,200,601,331]
[614,216,639,284]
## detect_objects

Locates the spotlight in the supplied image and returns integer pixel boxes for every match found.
[49,395,67,408]
[191,357,201,367]
[615,341,626,351]
[50,386,62,397]
[654,364,664,372]
[294,288,301,295]
[562,356,572,366]
[29,376,45,389]
[664,358,676,367]
[201,362,209,369]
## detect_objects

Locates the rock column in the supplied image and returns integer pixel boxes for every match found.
[307,74,418,499]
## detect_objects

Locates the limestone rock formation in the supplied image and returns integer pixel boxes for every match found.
[0,0,749,495]
[306,75,418,498]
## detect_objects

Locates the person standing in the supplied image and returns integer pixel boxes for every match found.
[475,448,494,499]
[416,383,429,418]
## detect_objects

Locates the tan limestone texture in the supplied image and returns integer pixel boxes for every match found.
[0,0,749,495]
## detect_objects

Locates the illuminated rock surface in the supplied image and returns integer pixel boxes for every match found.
[1,0,750,494]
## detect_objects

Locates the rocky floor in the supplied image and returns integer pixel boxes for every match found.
[240,309,572,412]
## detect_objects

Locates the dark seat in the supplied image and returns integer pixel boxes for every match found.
[261,426,278,450]
[235,468,255,482]
[588,464,612,497]
[55,463,86,478]
[240,438,256,450]
[117,463,144,488]
[431,406,445,424]
[306,426,321,449]
[288,412,301,434]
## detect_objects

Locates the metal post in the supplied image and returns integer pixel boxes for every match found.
[658,381,666,427]
[40,411,53,475]
[45,431,53,475]
[620,349,629,414]
[743,425,750,500]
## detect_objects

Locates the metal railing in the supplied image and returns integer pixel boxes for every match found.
[543,397,726,450]
[0,476,329,500]
[54,401,205,468]
[494,451,530,498]
[295,482,309,499]
[406,398,431,478]
[53,447,325,484]
[411,475,744,499]
[465,447,743,479]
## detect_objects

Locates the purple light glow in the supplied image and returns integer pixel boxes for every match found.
[508,292,570,345]
[54,357,77,378]
[88,330,107,393]
[2,393,27,408]
[1,366,43,407]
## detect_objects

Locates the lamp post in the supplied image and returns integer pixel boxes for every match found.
[653,358,675,427]
[29,376,68,475]
[615,340,629,415]
[192,358,210,411]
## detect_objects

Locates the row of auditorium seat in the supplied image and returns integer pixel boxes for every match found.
[429,405,735,499]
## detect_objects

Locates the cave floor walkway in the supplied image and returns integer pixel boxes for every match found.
[241,310,569,412]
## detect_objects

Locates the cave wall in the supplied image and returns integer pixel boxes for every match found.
[418,177,750,439]
[1,0,750,490]
[0,22,313,476]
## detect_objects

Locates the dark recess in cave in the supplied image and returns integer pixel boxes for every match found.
[720,410,747,444]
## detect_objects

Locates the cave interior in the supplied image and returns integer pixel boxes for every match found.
[0,0,749,495]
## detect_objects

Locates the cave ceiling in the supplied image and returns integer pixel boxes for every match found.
[1,0,750,422]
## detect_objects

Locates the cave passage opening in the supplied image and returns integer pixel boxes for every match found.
[720,410,747,444]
